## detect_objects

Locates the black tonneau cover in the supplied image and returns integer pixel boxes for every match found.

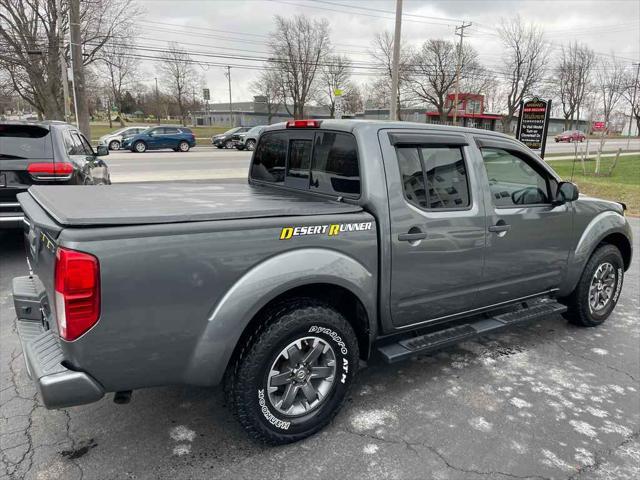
[25,183,362,226]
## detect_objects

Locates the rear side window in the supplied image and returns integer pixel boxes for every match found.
[251,132,287,183]
[251,130,360,197]
[164,128,179,134]
[310,132,360,197]
[397,146,470,210]
[0,125,52,159]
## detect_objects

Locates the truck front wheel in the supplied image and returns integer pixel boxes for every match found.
[226,299,359,444]
[562,244,624,327]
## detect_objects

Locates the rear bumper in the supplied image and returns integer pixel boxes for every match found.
[0,201,24,228]
[13,276,104,409]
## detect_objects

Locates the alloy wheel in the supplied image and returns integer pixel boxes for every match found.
[267,336,336,417]
[588,262,616,313]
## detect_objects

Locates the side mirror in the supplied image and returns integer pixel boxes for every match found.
[96,144,109,157]
[555,181,579,204]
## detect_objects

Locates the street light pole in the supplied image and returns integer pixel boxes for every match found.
[453,21,472,126]
[154,77,160,124]
[56,0,70,122]
[225,66,233,126]
[389,0,403,121]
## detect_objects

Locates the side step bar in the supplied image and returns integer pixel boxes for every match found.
[377,299,567,363]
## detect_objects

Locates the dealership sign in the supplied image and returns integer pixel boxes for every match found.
[516,98,552,158]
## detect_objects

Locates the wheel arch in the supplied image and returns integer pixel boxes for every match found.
[182,248,377,386]
[562,211,633,296]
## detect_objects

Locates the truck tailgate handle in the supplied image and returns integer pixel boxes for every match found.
[398,232,427,242]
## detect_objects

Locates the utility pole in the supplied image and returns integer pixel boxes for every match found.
[389,0,403,121]
[452,21,472,126]
[56,0,70,122]
[154,77,160,124]
[69,0,89,137]
[225,66,233,126]
[626,62,639,150]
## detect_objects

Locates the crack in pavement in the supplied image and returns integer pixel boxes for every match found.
[567,430,640,479]
[549,338,639,383]
[340,426,552,480]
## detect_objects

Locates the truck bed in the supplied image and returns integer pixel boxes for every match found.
[26,182,362,226]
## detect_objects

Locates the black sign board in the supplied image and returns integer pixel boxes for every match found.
[516,98,552,158]
[202,88,210,101]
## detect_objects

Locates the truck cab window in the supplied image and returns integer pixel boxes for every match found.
[397,146,470,210]
[251,132,286,183]
[310,132,360,197]
[481,148,550,206]
[287,139,312,179]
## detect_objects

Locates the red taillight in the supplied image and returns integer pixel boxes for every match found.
[28,162,74,178]
[54,247,100,341]
[286,120,321,128]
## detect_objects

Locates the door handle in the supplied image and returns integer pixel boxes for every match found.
[398,232,427,242]
[488,224,511,233]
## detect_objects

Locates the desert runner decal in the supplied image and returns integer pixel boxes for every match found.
[280,222,372,240]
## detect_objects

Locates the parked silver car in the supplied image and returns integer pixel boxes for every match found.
[236,125,266,151]
[98,126,148,150]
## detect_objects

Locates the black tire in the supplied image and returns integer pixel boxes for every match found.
[108,140,120,150]
[178,141,190,152]
[133,141,146,153]
[245,139,256,151]
[224,140,234,149]
[226,298,359,445]
[562,244,624,327]
[216,145,224,149]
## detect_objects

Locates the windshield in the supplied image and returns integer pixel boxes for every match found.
[249,126,263,134]
[223,127,241,135]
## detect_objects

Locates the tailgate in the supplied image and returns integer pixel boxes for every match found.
[18,191,63,334]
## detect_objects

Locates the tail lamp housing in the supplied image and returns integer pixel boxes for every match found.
[28,162,74,180]
[54,247,100,341]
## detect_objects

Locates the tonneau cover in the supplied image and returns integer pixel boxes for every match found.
[26,183,362,226]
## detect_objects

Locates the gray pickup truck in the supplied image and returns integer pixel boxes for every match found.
[13,120,632,444]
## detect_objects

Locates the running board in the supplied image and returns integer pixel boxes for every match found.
[377,299,567,364]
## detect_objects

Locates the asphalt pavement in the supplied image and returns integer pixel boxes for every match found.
[105,137,640,183]
[1,217,638,479]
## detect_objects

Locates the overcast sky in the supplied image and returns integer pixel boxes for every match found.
[136,0,640,104]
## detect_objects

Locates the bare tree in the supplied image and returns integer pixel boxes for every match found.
[594,54,626,172]
[0,0,137,120]
[370,30,411,114]
[100,40,138,126]
[553,42,595,130]
[250,69,282,124]
[407,39,487,122]
[269,15,330,119]
[341,84,364,116]
[319,54,351,118]
[158,43,199,126]
[498,16,548,133]
[622,66,640,137]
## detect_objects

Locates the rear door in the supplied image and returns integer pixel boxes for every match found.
[382,131,486,328]
[0,124,53,221]
[475,136,573,304]
[162,127,180,148]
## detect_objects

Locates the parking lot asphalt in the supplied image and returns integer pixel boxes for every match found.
[1,219,638,480]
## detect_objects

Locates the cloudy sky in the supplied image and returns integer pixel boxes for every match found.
[136,0,640,104]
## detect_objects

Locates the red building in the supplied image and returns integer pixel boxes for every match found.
[425,93,502,131]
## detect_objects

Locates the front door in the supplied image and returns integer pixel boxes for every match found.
[384,131,486,329]
[476,138,573,305]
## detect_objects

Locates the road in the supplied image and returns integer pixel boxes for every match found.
[106,137,640,183]
[1,218,638,480]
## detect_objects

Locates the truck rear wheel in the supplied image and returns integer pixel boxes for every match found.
[226,299,359,444]
[562,244,624,327]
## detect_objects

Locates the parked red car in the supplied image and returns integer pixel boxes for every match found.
[555,130,586,143]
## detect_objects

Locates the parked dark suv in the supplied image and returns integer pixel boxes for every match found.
[0,121,110,228]
[211,126,251,149]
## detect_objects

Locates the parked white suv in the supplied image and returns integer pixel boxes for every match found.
[98,126,148,150]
